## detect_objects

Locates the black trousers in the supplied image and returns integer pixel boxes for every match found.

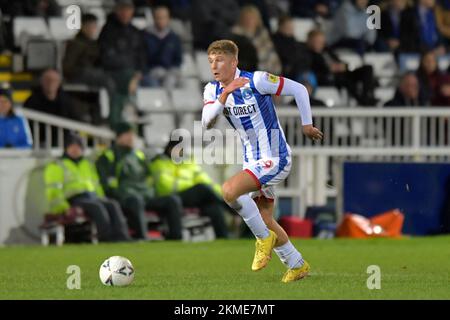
[121,193,184,240]
[177,184,229,239]
[69,194,131,242]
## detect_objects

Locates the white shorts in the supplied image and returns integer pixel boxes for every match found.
[243,155,291,201]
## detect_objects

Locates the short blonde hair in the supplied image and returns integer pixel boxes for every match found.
[207,40,239,58]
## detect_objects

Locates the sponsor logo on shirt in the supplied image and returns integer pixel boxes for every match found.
[224,104,257,117]
[266,73,279,84]
[241,88,254,100]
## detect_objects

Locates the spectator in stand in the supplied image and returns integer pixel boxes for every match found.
[435,0,450,48]
[63,13,118,124]
[98,0,146,129]
[149,139,230,238]
[400,0,445,55]
[416,50,450,104]
[24,69,79,144]
[136,0,192,21]
[96,122,185,240]
[232,5,282,74]
[327,0,377,55]
[238,0,272,30]
[44,132,131,242]
[24,69,77,119]
[307,29,378,106]
[142,5,182,89]
[384,72,429,106]
[272,15,312,82]
[191,0,240,50]
[376,0,408,53]
[0,88,33,148]
[289,0,342,19]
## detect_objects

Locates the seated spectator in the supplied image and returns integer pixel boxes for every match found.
[142,5,182,89]
[289,0,342,19]
[98,0,146,129]
[307,29,377,105]
[400,0,446,55]
[149,139,229,239]
[384,72,429,106]
[0,88,33,148]
[44,132,131,242]
[435,0,450,49]
[191,0,240,50]
[416,50,450,104]
[272,15,312,82]
[24,69,76,118]
[24,69,78,145]
[96,122,184,240]
[327,0,377,55]
[376,0,408,53]
[232,5,282,74]
[63,13,118,123]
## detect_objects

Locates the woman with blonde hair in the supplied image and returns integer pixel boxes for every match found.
[232,5,282,75]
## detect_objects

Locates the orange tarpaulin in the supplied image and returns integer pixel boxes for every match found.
[336,209,404,238]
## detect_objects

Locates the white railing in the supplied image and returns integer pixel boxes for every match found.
[275,107,450,218]
[277,107,450,149]
[21,108,114,152]
[12,106,450,220]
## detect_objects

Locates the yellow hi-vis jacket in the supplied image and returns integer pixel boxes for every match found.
[44,157,104,214]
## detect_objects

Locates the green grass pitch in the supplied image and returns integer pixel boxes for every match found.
[1,236,449,299]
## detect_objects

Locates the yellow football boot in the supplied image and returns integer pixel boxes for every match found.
[281,260,311,283]
[251,230,277,271]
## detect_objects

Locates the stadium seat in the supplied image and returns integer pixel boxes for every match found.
[136,88,173,113]
[314,87,343,107]
[40,207,98,246]
[180,53,197,78]
[375,87,395,106]
[398,53,420,72]
[195,51,213,83]
[171,88,203,112]
[25,39,57,71]
[131,17,148,30]
[292,18,315,42]
[170,19,192,43]
[144,208,215,242]
[13,17,50,49]
[363,53,397,79]
[438,54,450,71]
[142,113,176,147]
[335,51,363,71]
[48,18,78,41]
[182,78,201,91]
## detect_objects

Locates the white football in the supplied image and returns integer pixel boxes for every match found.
[99,256,135,287]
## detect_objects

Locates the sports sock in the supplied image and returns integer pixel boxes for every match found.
[235,194,270,239]
[274,241,304,269]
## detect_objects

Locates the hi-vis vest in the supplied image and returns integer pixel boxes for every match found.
[101,149,147,190]
[44,158,104,214]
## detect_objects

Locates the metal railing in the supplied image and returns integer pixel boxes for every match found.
[11,106,450,219]
[20,107,114,152]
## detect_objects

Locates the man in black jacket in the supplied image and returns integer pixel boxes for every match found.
[306,29,377,106]
[272,15,311,82]
[384,72,429,107]
[98,0,146,129]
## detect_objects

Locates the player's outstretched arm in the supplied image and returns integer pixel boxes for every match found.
[202,77,249,130]
[253,72,323,141]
